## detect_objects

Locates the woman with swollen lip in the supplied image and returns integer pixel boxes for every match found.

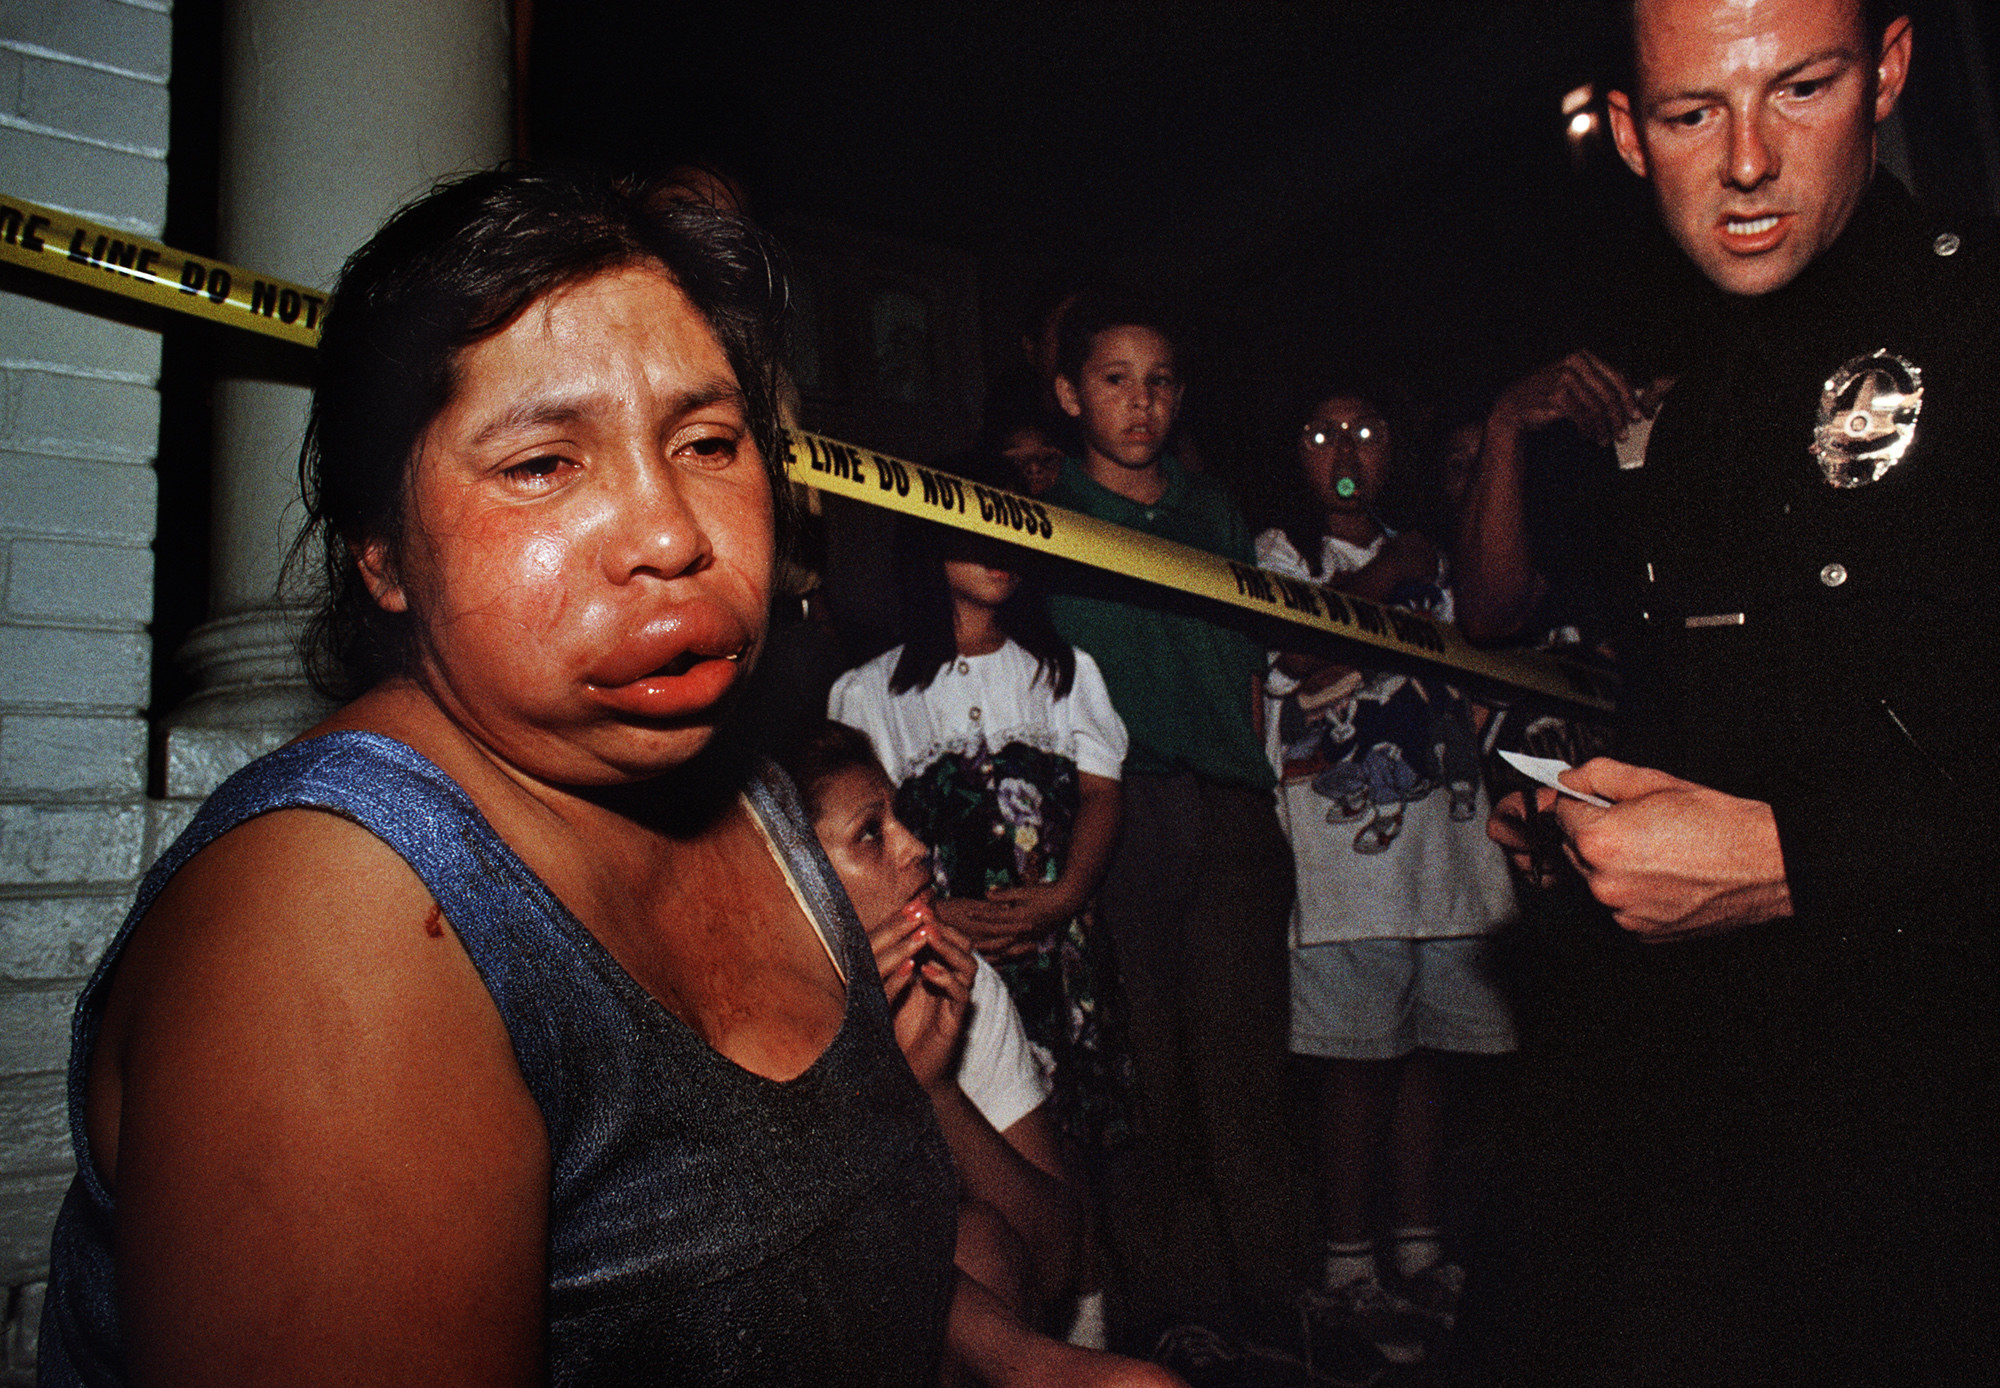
[38,168,957,1387]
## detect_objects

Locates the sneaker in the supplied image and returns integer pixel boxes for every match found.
[1293,1295,1394,1386]
[1394,1260,1466,1333]
[1308,1276,1429,1366]
[1152,1323,1315,1388]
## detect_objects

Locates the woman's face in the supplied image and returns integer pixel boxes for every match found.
[811,764,933,930]
[363,265,774,786]
[1300,395,1391,516]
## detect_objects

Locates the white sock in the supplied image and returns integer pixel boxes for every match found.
[1323,1240,1377,1290]
[1064,1290,1106,1349]
[1391,1227,1443,1279]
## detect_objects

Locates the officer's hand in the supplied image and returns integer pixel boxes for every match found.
[1552,758,1794,939]
[1488,789,1560,889]
[1489,350,1649,450]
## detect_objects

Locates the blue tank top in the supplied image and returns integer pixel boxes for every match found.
[39,732,957,1386]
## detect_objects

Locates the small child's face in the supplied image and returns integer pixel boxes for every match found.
[1300,395,1391,516]
[811,764,933,930]
[1000,426,1064,496]
[1055,325,1182,475]
[943,558,1021,611]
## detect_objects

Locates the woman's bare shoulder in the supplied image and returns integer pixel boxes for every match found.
[94,804,548,1184]
[109,807,488,1032]
[98,804,538,1145]
[92,807,550,1385]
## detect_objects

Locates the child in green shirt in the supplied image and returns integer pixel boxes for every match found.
[1042,295,1311,1357]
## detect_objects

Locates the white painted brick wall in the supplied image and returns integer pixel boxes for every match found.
[0,127,165,231]
[0,1174,71,1283]
[0,47,169,154]
[0,0,170,1369]
[0,453,156,542]
[0,1,170,82]
[0,366,162,462]
[0,716,147,795]
[0,626,149,706]
[0,295,163,378]
[0,992,73,1081]
[0,893,125,981]
[6,539,152,625]
[0,801,147,892]
[0,1077,67,1173]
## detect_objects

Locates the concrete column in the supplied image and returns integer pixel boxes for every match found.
[164,0,511,796]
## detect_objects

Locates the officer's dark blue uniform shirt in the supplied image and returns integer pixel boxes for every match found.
[1487,175,2000,1387]
[1620,177,2000,956]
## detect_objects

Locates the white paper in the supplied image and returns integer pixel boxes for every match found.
[1497,750,1613,808]
[1615,414,1655,470]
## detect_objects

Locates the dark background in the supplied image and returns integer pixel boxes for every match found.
[525,0,2000,469]
[144,1,2000,723]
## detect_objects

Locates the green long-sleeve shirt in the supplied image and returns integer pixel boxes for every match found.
[1044,456,1275,791]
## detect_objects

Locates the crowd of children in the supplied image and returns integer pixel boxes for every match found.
[766,287,1605,1387]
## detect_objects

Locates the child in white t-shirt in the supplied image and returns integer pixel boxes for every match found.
[829,514,1129,1158]
[1260,382,1517,1362]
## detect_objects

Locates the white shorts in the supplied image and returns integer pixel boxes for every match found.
[1290,935,1517,1059]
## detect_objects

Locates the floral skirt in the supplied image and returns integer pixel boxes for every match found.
[991,904,1134,1155]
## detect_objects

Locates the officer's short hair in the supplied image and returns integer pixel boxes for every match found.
[1609,0,1905,95]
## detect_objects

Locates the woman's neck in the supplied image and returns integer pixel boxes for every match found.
[951,599,1008,658]
[323,678,741,849]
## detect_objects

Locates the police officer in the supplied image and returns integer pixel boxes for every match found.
[1463,0,1999,1380]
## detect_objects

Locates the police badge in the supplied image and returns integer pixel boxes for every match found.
[1811,350,1923,488]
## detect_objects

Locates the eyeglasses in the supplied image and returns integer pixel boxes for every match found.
[1303,419,1388,448]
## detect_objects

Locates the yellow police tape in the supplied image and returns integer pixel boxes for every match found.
[0,190,1611,709]
[785,431,1614,711]
[0,193,324,349]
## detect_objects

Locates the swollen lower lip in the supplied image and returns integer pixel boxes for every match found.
[586,656,742,719]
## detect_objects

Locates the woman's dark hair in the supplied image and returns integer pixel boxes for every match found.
[778,719,884,822]
[888,451,1076,700]
[298,164,792,698]
[1271,369,1428,566]
[1052,291,1183,390]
